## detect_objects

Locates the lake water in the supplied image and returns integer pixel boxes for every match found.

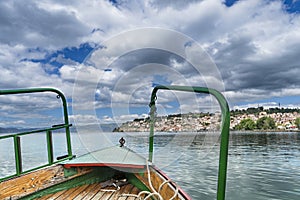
[1,131,300,199]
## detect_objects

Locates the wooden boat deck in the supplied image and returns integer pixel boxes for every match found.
[36,183,141,200]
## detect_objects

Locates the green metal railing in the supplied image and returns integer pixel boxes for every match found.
[0,88,73,182]
[148,85,230,200]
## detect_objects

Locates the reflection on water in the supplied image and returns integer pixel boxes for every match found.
[0,131,299,199]
[227,132,300,200]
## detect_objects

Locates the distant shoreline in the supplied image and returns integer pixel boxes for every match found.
[112,129,300,133]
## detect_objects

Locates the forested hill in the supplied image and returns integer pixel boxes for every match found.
[231,107,299,115]
[114,107,300,132]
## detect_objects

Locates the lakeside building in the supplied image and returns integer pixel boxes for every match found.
[116,110,300,132]
[230,111,300,131]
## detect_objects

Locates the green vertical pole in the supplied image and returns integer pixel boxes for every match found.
[148,104,155,162]
[58,92,72,158]
[46,130,54,164]
[0,88,73,159]
[14,136,22,176]
[148,87,159,162]
[149,85,230,200]
[209,89,230,200]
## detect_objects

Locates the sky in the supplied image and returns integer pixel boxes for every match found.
[0,0,300,128]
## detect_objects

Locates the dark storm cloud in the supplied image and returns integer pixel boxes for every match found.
[0,1,89,47]
[211,31,300,93]
[107,48,193,72]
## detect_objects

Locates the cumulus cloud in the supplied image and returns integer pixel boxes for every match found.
[0,0,300,127]
[202,1,300,104]
[0,1,89,48]
[101,113,148,124]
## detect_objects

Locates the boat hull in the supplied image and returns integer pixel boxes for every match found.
[1,164,190,200]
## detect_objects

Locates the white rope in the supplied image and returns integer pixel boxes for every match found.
[120,160,179,200]
[100,183,120,192]
[158,180,179,200]
[100,189,118,192]
[120,191,160,200]
[145,160,163,200]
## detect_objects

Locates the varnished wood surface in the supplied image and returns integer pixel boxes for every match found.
[0,165,92,200]
[134,166,189,200]
[35,183,140,200]
[0,164,190,200]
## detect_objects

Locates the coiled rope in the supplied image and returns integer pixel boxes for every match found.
[120,160,179,200]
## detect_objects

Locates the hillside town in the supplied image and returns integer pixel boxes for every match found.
[114,109,300,132]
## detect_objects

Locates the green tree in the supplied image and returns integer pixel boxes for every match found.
[295,117,300,129]
[235,118,256,130]
[256,116,276,130]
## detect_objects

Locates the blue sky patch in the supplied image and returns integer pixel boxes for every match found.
[224,0,300,13]
[224,0,239,7]
[283,0,300,13]
[21,43,94,75]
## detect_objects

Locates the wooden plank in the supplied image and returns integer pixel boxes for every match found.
[63,184,90,199]
[134,167,182,200]
[36,185,88,200]
[117,184,135,200]
[35,193,55,200]
[109,184,131,200]
[53,186,79,199]
[90,189,106,200]
[80,184,102,200]
[98,191,113,200]
[116,185,130,200]
[0,165,92,200]
[72,183,98,200]
[107,190,121,200]
[36,183,140,200]
[126,186,140,200]
[42,189,66,200]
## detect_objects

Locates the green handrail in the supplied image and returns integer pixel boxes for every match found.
[148,85,230,200]
[0,88,73,182]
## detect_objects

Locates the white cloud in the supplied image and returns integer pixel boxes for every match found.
[0,120,25,127]
[69,113,149,126]
[69,114,100,126]
[1,0,300,126]
[100,113,149,124]
[0,1,89,48]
